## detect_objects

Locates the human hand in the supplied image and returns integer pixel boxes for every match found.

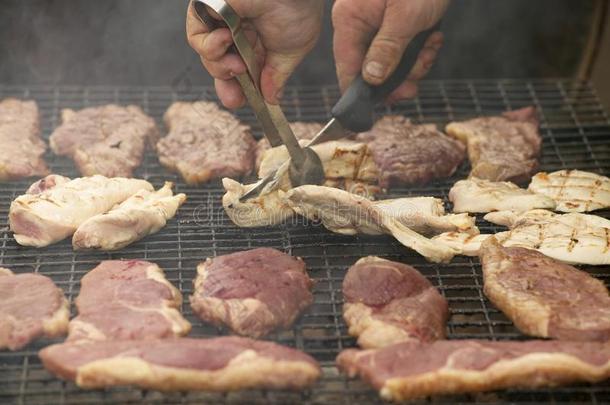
[332,0,449,104]
[186,0,324,109]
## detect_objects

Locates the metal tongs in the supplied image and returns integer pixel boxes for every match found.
[193,0,439,201]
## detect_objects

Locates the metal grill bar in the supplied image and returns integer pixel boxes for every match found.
[0,80,608,405]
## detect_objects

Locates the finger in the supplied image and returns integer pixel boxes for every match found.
[215,79,246,109]
[194,28,234,61]
[332,1,379,92]
[259,52,302,104]
[407,32,443,81]
[385,80,418,105]
[200,54,247,80]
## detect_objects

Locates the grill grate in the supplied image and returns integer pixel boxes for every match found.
[0,80,609,404]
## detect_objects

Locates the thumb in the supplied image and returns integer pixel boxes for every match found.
[259,52,303,104]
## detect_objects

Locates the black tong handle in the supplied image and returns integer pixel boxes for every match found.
[331,24,440,133]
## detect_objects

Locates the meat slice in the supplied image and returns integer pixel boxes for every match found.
[26,174,71,195]
[480,237,610,341]
[10,175,153,247]
[157,101,256,184]
[0,268,69,350]
[39,336,320,391]
[337,339,610,401]
[342,257,448,349]
[49,104,158,177]
[434,209,610,265]
[445,107,541,183]
[68,260,190,341]
[255,121,323,168]
[529,169,610,212]
[449,177,556,213]
[0,98,48,181]
[72,182,186,250]
[283,185,463,263]
[190,248,313,338]
[356,116,466,187]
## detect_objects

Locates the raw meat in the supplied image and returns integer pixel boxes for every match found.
[72,182,186,250]
[356,115,466,187]
[255,121,323,168]
[190,248,313,338]
[68,260,191,341]
[529,169,610,212]
[337,339,610,401]
[0,268,69,350]
[9,175,153,247]
[49,104,158,177]
[0,98,49,181]
[39,336,320,391]
[445,107,541,183]
[342,257,448,349]
[480,237,610,341]
[449,177,555,213]
[157,101,256,184]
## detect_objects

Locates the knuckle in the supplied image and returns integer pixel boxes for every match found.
[370,36,403,61]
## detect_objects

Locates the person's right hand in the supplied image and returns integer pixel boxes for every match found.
[186,0,324,109]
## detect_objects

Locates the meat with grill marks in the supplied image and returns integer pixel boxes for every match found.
[254,121,323,168]
[480,237,610,341]
[446,107,541,183]
[190,248,313,338]
[0,98,49,181]
[39,336,320,391]
[342,257,448,349]
[157,101,256,184]
[356,115,466,187]
[0,268,69,350]
[337,339,610,401]
[49,104,158,177]
[68,260,191,341]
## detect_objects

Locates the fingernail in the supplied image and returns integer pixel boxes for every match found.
[365,61,386,80]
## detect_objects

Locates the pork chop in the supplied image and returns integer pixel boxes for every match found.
[480,237,610,341]
[72,182,186,250]
[449,177,556,213]
[529,169,610,212]
[157,101,256,184]
[9,175,153,247]
[190,248,313,338]
[49,104,158,177]
[342,257,448,349]
[337,339,610,402]
[356,115,466,187]
[0,268,69,350]
[255,121,323,168]
[0,98,49,181]
[39,336,320,391]
[446,107,541,183]
[68,260,191,341]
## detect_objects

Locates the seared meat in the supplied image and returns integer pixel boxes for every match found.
[0,268,69,350]
[68,260,190,341]
[337,339,610,401]
[255,121,323,168]
[190,248,313,338]
[529,169,610,212]
[446,107,541,183]
[39,336,320,391]
[9,175,153,247]
[283,185,467,263]
[49,104,158,177]
[343,257,448,349]
[72,182,186,250]
[0,98,48,181]
[449,177,555,213]
[356,116,465,187]
[157,101,256,184]
[434,209,610,265]
[480,237,610,341]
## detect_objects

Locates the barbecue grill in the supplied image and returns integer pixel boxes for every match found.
[0,80,609,404]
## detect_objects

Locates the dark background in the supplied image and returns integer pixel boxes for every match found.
[0,0,599,87]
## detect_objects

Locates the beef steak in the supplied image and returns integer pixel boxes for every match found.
[342,256,448,348]
[190,248,313,338]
